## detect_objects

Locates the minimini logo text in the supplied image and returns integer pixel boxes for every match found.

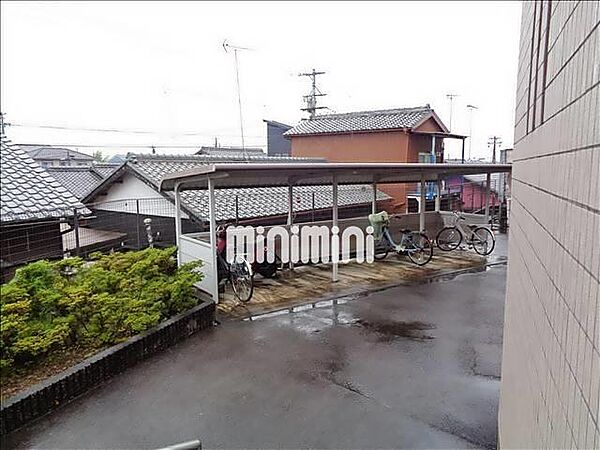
[226,225,376,264]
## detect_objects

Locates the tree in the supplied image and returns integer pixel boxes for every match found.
[93,150,105,162]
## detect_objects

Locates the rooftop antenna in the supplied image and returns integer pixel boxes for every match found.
[223,39,252,160]
[299,69,327,119]
[446,93,459,130]
[466,104,479,160]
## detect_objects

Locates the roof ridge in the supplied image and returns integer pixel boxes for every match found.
[130,153,324,161]
[313,105,431,120]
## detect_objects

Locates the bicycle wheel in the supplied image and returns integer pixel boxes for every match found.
[436,226,462,251]
[407,232,433,266]
[472,227,495,256]
[230,259,254,302]
[373,239,390,260]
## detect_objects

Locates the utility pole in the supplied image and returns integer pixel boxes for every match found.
[299,69,327,119]
[488,136,502,163]
[446,94,459,130]
[223,40,251,158]
[466,104,478,160]
[0,112,10,135]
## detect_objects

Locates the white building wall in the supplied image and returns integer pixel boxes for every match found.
[499,1,599,449]
[92,172,189,219]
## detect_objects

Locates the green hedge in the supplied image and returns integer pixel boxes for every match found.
[0,247,202,375]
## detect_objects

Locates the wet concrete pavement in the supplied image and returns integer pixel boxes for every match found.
[6,236,508,449]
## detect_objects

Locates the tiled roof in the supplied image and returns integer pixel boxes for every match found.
[284,106,437,137]
[124,154,388,222]
[196,146,265,156]
[93,163,120,178]
[22,145,95,161]
[0,136,89,223]
[45,166,114,199]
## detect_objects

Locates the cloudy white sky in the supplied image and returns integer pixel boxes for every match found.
[1,1,521,160]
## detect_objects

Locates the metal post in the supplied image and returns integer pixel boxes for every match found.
[136,199,141,249]
[435,176,441,212]
[73,208,80,256]
[207,177,219,303]
[461,138,465,164]
[332,175,339,282]
[485,173,491,223]
[419,174,426,232]
[287,183,294,270]
[371,181,377,214]
[174,182,182,261]
[235,195,239,225]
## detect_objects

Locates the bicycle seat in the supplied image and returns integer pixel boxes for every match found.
[401,228,413,234]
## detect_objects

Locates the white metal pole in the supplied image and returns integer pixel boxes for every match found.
[420,174,426,232]
[485,173,491,224]
[435,176,441,212]
[174,182,182,263]
[332,175,339,282]
[371,181,377,214]
[207,177,219,303]
[287,183,294,270]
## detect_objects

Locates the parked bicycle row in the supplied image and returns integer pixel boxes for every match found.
[215,210,496,303]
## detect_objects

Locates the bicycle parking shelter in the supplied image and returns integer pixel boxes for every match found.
[160,162,511,302]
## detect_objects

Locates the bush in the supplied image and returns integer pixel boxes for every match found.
[0,247,202,375]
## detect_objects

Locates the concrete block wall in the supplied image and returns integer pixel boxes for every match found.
[499,1,599,448]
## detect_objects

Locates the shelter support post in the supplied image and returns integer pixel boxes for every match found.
[461,138,465,163]
[485,173,491,224]
[372,181,377,214]
[207,177,219,303]
[332,175,339,282]
[435,176,441,212]
[174,182,182,261]
[288,183,294,270]
[419,174,426,232]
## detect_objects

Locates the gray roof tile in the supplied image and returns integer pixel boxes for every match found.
[21,145,95,161]
[284,106,436,137]
[1,136,89,223]
[45,166,114,199]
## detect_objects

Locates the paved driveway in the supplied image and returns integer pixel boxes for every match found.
[5,264,506,449]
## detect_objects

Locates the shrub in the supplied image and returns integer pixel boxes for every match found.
[0,247,202,375]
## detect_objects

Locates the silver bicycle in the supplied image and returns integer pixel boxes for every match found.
[436,211,495,256]
[369,211,433,266]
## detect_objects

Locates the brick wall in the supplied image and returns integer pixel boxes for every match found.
[499,1,599,448]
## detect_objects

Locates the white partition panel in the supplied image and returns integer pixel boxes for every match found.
[179,234,218,301]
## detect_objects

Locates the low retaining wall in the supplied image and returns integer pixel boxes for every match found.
[1,300,216,435]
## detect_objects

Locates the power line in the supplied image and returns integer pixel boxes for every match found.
[8,123,264,138]
[13,142,266,149]
[299,69,327,119]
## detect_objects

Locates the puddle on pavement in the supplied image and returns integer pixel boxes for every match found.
[352,319,436,341]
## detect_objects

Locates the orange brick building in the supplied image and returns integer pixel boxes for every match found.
[285,106,463,211]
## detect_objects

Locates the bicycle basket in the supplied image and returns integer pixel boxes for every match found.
[368,211,389,241]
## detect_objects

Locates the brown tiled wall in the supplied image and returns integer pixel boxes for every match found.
[499,1,599,448]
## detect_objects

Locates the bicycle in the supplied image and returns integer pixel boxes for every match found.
[216,225,254,302]
[436,211,495,256]
[368,211,433,266]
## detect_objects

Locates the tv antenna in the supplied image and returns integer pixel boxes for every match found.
[299,69,326,119]
[223,40,252,157]
[446,93,459,130]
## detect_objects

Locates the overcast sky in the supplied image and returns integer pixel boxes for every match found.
[1,1,521,159]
